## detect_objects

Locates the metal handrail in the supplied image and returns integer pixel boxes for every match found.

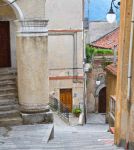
[110,96,116,117]
[49,96,70,123]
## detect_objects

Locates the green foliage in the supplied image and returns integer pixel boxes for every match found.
[95,49,113,55]
[86,45,95,63]
[86,45,113,63]
[73,108,82,114]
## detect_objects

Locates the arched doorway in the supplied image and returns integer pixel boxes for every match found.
[0,0,23,68]
[98,87,106,113]
[0,0,50,125]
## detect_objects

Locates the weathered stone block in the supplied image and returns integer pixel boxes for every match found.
[21,111,53,124]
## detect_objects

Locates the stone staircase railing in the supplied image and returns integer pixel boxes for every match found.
[109,95,116,127]
[49,96,70,124]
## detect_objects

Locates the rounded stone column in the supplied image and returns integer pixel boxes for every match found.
[15,19,49,113]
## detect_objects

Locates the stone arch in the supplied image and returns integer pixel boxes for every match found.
[95,83,106,97]
[3,0,24,20]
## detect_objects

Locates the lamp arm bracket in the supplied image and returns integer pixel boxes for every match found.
[112,0,120,9]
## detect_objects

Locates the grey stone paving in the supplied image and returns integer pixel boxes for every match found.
[0,113,124,150]
[87,113,106,124]
[0,124,53,150]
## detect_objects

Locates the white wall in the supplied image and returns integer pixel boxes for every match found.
[48,35,74,69]
[46,0,84,107]
[45,0,83,30]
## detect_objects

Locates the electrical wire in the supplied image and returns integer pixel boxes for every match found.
[0,0,17,7]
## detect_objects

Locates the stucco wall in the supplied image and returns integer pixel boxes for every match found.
[45,0,82,30]
[115,0,134,149]
[46,0,83,108]
[48,33,83,70]
[49,79,83,107]
[87,71,96,113]
[48,35,74,69]
[0,1,16,20]
[106,72,117,114]
[16,0,45,19]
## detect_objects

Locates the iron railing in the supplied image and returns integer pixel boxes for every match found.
[110,96,116,118]
[49,96,70,123]
[109,95,116,127]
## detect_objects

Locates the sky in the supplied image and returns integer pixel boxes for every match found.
[85,0,120,23]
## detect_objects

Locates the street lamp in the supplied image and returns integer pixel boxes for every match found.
[84,63,92,73]
[106,0,120,23]
[95,73,106,86]
[96,80,101,86]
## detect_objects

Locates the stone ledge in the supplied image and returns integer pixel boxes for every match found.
[15,19,48,33]
[21,111,53,125]
[20,104,50,113]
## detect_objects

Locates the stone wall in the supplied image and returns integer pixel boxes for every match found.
[86,66,105,113]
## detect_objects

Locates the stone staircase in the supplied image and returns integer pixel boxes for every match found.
[45,125,124,150]
[42,113,124,150]
[0,112,124,150]
[0,68,22,126]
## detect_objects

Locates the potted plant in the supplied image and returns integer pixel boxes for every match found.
[73,107,82,117]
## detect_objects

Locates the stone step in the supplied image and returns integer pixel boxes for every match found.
[0,86,16,90]
[53,134,114,138]
[0,99,17,105]
[0,89,17,96]
[49,137,113,141]
[0,80,16,86]
[41,144,116,149]
[0,75,16,81]
[0,68,16,75]
[42,148,122,150]
[0,86,16,91]
[0,93,17,99]
[49,140,114,144]
[0,117,22,127]
[0,110,20,118]
[0,104,19,111]
[0,84,16,89]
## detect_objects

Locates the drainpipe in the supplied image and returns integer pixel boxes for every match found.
[127,0,134,104]
[82,0,87,124]
[126,0,134,149]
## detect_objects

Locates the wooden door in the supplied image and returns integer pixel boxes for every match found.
[99,87,106,113]
[0,21,11,67]
[60,89,72,112]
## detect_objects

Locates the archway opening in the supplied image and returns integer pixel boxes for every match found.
[98,87,106,113]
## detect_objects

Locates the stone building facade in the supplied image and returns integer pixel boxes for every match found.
[45,0,84,111]
[105,64,117,126]
[0,0,51,124]
[86,28,119,114]
[0,0,84,125]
